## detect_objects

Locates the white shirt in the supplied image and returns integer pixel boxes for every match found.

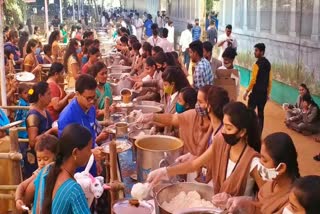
[131,25,137,36]
[101,16,106,27]
[147,36,163,47]
[166,25,174,44]
[179,29,192,52]
[226,157,260,196]
[121,20,127,28]
[71,31,76,39]
[218,34,238,59]
[142,71,162,83]
[159,38,174,52]
[142,75,152,82]
[156,16,163,28]
[135,18,144,29]
[170,91,179,104]
[165,91,179,113]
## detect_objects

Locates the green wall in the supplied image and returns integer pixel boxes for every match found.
[236,66,320,106]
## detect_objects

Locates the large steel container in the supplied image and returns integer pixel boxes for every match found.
[133,100,164,111]
[154,182,215,214]
[173,208,226,214]
[135,136,184,182]
[133,105,163,113]
[128,129,151,162]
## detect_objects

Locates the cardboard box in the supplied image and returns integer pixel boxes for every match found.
[214,78,238,101]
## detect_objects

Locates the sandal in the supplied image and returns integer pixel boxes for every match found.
[302,131,312,136]
[314,137,320,143]
[313,154,320,161]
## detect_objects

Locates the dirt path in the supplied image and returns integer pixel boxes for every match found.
[187,69,319,175]
[261,99,320,176]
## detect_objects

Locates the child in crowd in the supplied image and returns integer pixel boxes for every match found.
[15,84,30,178]
[15,134,58,212]
[15,84,30,139]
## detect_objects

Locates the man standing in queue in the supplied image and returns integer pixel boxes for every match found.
[243,43,272,134]
[189,40,213,91]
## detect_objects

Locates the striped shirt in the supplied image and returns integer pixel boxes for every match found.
[193,58,214,90]
[52,179,90,214]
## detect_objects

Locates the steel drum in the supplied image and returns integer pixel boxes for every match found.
[135,135,184,182]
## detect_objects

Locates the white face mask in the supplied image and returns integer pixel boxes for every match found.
[142,74,152,82]
[224,62,232,69]
[257,160,280,181]
[282,206,293,214]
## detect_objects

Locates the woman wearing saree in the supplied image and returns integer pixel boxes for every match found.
[47,62,75,121]
[23,39,42,80]
[87,61,113,119]
[64,39,81,88]
[25,82,55,178]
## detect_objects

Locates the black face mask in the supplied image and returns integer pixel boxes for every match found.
[159,66,165,72]
[222,131,241,146]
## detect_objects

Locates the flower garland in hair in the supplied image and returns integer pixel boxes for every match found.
[28,89,34,95]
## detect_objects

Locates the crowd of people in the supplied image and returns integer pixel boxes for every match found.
[0,6,319,214]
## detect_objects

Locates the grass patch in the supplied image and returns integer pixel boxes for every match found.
[236,51,320,96]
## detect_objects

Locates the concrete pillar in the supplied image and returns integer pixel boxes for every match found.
[232,0,236,28]
[179,0,182,18]
[222,0,226,28]
[289,0,296,37]
[0,0,7,106]
[311,0,320,41]
[271,0,277,34]
[256,0,261,32]
[243,0,248,30]
[189,0,191,20]
[200,0,206,41]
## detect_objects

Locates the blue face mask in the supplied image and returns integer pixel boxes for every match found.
[35,48,41,55]
[175,103,186,114]
[195,103,208,117]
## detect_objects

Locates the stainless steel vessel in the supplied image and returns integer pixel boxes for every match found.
[128,129,151,161]
[135,135,184,182]
[154,182,215,214]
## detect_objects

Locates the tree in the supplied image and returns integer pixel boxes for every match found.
[4,0,26,26]
[206,0,213,12]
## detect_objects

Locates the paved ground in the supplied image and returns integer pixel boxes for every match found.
[187,65,319,175]
[258,99,320,176]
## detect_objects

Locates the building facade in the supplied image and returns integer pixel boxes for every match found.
[122,0,320,98]
[220,0,320,96]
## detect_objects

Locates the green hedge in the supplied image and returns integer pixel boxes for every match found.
[236,65,320,106]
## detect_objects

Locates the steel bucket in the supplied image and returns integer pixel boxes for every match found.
[115,122,129,138]
[154,183,214,214]
[135,135,183,182]
[110,79,133,96]
[128,129,151,162]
